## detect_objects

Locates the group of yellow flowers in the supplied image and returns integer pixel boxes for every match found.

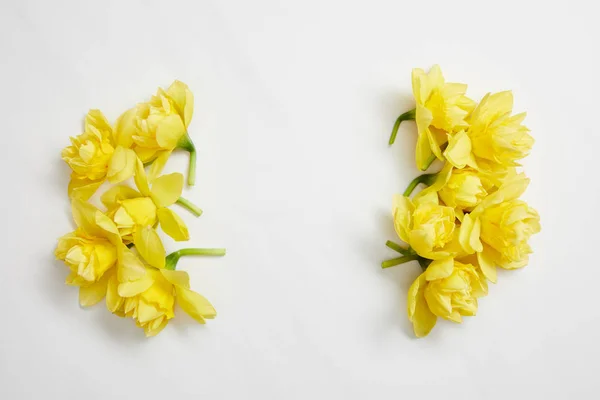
[55,81,225,337]
[383,65,540,337]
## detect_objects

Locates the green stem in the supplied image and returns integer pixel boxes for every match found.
[165,248,227,270]
[381,255,419,269]
[177,133,197,186]
[403,173,437,197]
[385,240,412,256]
[388,109,416,145]
[176,197,203,217]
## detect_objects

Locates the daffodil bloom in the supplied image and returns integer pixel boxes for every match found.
[458,173,540,281]
[118,80,198,185]
[389,65,475,171]
[444,91,534,179]
[393,187,459,260]
[55,199,122,305]
[407,258,487,337]
[108,247,226,337]
[62,110,137,200]
[438,167,488,211]
[102,157,202,253]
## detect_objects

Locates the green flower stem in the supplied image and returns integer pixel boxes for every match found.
[177,133,197,186]
[388,109,416,145]
[403,173,438,197]
[381,254,419,269]
[176,197,203,217]
[165,248,227,270]
[420,142,449,171]
[385,240,412,256]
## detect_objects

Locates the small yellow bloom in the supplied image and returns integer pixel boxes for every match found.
[438,167,488,211]
[62,110,137,200]
[412,65,475,170]
[393,189,458,260]
[118,80,194,163]
[108,264,216,337]
[101,158,189,256]
[444,91,534,177]
[55,199,121,306]
[458,173,540,280]
[408,258,487,337]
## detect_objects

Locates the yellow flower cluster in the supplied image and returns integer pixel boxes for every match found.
[384,66,540,337]
[57,81,225,337]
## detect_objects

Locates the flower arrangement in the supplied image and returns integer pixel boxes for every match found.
[383,66,540,337]
[56,81,225,337]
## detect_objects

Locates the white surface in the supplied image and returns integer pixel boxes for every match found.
[0,0,598,398]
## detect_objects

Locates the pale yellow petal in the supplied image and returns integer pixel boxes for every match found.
[160,269,191,289]
[133,226,165,269]
[444,130,475,169]
[425,258,454,281]
[176,287,216,324]
[155,114,186,149]
[106,272,124,313]
[150,173,183,208]
[79,272,110,307]
[121,198,157,226]
[392,195,414,243]
[134,157,151,196]
[107,146,136,184]
[477,247,497,283]
[114,108,136,148]
[68,176,104,200]
[148,150,172,182]
[407,274,437,338]
[157,208,189,241]
[166,80,194,128]
[101,185,141,210]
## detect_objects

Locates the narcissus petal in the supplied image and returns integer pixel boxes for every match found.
[407,274,437,338]
[155,114,186,149]
[133,226,165,269]
[176,287,216,324]
[107,146,136,184]
[151,173,183,208]
[160,269,190,289]
[157,208,189,241]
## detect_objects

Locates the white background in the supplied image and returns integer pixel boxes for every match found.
[1,0,598,398]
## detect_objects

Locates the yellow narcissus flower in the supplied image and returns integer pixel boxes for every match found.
[407,258,488,337]
[438,167,488,211]
[458,173,540,281]
[411,65,475,170]
[107,249,223,337]
[101,157,196,250]
[118,80,198,185]
[55,199,122,305]
[393,188,459,260]
[444,91,534,178]
[62,110,137,200]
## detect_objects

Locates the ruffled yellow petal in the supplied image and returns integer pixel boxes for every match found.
[133,226,165,269]
[458,214,483,254]
[176,287,216,324]
[157,208,189,241]
[444,130,475,169]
